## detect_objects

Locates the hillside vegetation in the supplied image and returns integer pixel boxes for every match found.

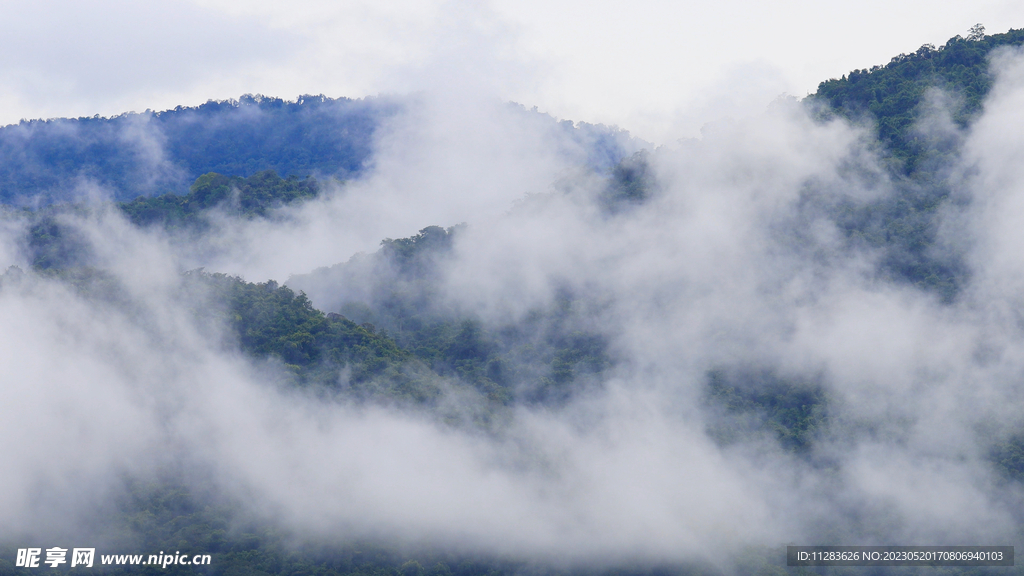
[0,95,394,204]
[0,95,645,205]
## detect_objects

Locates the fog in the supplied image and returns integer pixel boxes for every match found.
[5,46,1024,572]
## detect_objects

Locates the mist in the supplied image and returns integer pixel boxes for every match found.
[6,46,1024,574]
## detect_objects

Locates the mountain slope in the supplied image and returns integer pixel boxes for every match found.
[0,94,395,204]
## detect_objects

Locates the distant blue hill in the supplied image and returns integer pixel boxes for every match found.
[0,94,397,205]
[0,94,647,206]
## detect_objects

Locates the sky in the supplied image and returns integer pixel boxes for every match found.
[2,0,1024,143]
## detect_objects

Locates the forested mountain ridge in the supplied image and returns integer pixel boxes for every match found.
[0,94,394,204]
[604,28,1024,305]
[0,95,646,206]
[785,27,1024,301]
[120,170,322,229]
[809,25,1024,173]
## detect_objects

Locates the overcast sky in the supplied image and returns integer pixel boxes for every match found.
[1,0,1023,143]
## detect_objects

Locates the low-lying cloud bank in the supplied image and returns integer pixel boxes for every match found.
[6,48,1024,569]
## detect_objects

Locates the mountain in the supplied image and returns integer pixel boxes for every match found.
[0,94,396,205]
[0,95,647,206]
[809,26,1024,173]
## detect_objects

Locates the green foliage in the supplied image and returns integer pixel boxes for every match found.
[705,368,829,452]
[291,227,613,407]
[990,433,1024,482]
[308,226,517,404]
[0,94,395,204]
[797,28,1024,301]
[16,170,323,272]
[820,179,967,302]
[809,28,1024,173]
[26,217,89,270]
[21,202,102,270]
[0,95,644,206]
[602,150,653,210]
[120,170,320,229]
[191,272,428,397]
[522,327,609,405]
[380,225,461,273]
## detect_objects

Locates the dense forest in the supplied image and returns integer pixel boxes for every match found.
[809,25,1024,171]
[0,95,645,205]
[0,95,394,204]
[4,25,1024,576]
[800,27,1024,301]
